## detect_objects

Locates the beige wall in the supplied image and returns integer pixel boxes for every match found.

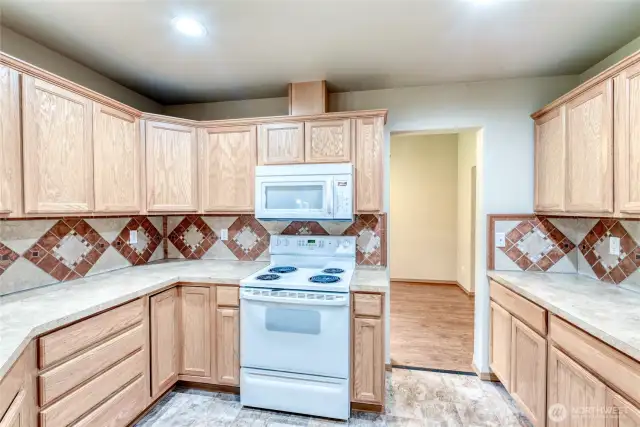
[581,34,640,82]
[163,97,289,120]
[456,130,478,293]
[390,133,458,282]
[0,26,162,113]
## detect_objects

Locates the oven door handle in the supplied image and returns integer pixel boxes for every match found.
[241,293,349,307]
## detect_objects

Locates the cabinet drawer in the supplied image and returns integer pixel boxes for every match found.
[549,315,640,406]
[217,286,239,307]
[38,325,144,406]
[39,350,144,427]
[39,299,143,369]
[74,375,146,427]
[353,293,382,317]
[489,281,546,336]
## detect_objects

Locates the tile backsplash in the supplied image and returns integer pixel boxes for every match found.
[489,215,640,288]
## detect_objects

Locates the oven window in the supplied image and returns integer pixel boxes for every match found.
[265,185,324,210]
[265,307,321,335]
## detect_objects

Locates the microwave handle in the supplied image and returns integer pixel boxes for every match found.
[326,180,333,215]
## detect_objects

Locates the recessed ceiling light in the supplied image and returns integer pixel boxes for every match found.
[172,17,207,37]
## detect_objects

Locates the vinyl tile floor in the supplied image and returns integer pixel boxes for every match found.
[136,368,532,427]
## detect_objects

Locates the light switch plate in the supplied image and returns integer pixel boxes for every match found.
[220,229,229,241]
[609,236,621,256]
[495,232,506,248]
[129,230,138,244]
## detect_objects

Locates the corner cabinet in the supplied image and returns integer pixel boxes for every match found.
[22,75,94,214]
[150,288,179,398]
[145,120,198,212]
[0,66,22,217]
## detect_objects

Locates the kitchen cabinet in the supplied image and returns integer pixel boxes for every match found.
[257,122,304,165]
[304,119,351,163]
[352,317,384,405]
[200,126,256,212]
[534,106,566,213]
[0,342,36,427]
[510,318,546,427]
[489,301,512,390]
[548,345,607,427]
[216,307,240,386]
[150,288,179,397]
[354,117,384,213]
[93,103,141,213]
[606,390,640,427]
[179,286,212,379]
[564,80,614,214]
[22,75,94,214]
[614,61,640,216]
[145,120,198,212]
[0,66,22,217]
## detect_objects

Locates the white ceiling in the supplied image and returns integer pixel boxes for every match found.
[1,0,640,105]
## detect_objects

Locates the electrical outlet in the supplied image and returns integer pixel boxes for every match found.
[220,228,228,241]
[129,230,138,244]
[495,232,506,248]
[609,236,621,256]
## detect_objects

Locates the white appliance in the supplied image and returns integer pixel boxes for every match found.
[255,163,353,221]
[240,235,355,420]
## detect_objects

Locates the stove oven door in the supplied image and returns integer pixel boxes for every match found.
[240,288,350,378]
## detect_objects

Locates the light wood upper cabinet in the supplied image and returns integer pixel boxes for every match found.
[93,103,141,213]
[179,286,212,379]
[216,307,240,386]
[490,301,512,390]
[510,318,546,427]
[22,75,94,214]
[565,79,614,214]
[146,121,198,212]
[548,345,607,427]
[304,119,351,163]
[534,106,566,213]
[257,122,304,165]
[355,117,384,212]
[352,316,384,404]
[0,66,22,217]
[606,389,640,427]
[615,62,640,216]
[200,126,256,212]
[150,288,179,397]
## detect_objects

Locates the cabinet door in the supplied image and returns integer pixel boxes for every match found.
[257,122,304,165]
[216,308,239,385]
[534,106,566,213]
[179,287,212,378]
[93,103,141,213]
[510,318,547,427]
[150,288,179,397]
[200,126,256,212]
[489,301,512,390]
[352,317,384,404]
[146,121,198,212]
[0,389,27,427]
[548,345,607,427]
[355,117,384,213]
[615,62,640,215]
[565,80,614,214]
[22,75,94,214]
[0,66,22,216]
[304,119,351,163]
[606,389,640,427]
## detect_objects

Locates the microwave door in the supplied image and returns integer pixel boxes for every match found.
[256,176,334,220]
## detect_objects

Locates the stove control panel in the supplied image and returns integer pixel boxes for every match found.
[270,235,355,257]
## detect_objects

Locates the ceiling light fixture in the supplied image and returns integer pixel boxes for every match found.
[172,17,207,37]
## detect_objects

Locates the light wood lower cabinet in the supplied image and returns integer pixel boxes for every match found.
[606,390,640,427]
[0,342,36,427]
[179,286,213,379]
[150,288,179,397]
[216,307,240,386]
[489,301,512,390]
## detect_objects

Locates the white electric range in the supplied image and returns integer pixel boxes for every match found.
[239,235,355,420]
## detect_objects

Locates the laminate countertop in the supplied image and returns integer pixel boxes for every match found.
[0,260,390,381]
[488,270,640,362]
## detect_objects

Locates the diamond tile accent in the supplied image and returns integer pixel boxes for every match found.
[167,215,217,260]
[23,219,109,281]
[343,214,385,265]
[579,220,639,284]
[225,215,270,261]
[0,242,19,276]
[112,216,163,265]
[500,218,576,272]
[281,221,329,236]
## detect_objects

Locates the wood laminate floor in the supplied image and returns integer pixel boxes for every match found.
[390,282,475,372]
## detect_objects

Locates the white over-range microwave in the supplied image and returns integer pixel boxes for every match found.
[255,163,353,221]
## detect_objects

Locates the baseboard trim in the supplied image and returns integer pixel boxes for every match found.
[352,402,384,413]
[127,385,175,427]
[385,363,392,372]
[391,278,475,296]
[178,380,240,394]
[471,362,499,382]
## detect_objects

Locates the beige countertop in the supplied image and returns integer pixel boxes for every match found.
[0,260,389,381]
[488,270,640,362]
